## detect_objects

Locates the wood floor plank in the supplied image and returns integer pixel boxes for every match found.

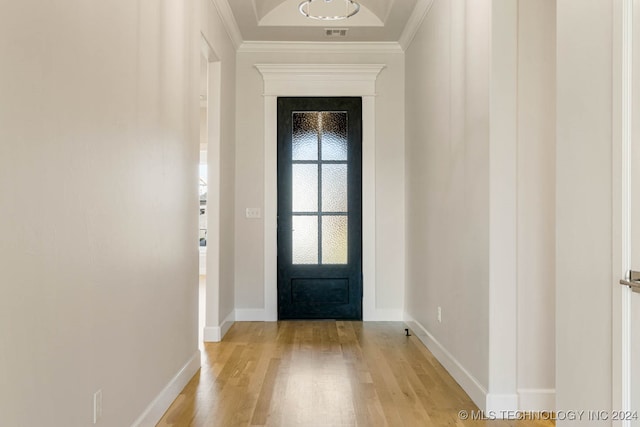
[157,322,554,427]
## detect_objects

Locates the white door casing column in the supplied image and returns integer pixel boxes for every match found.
[613,0,633,424]
[487,0,518,412]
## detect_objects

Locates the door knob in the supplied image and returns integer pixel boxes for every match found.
[620,270,640,293]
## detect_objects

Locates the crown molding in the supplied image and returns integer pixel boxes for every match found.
[399,0,435,50]
[238,41,403,54]
[211,0,243,49]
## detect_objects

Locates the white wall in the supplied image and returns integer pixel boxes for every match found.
[234,47,405,319]
[516,0,556,411]
[405,0,491,400]
[0,0,235,425]
[405,0,556,412]
[556,0,614,424]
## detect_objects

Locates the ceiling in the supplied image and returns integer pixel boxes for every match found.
[218,0,424,44]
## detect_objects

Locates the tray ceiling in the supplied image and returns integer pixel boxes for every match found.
[222,0,421,43]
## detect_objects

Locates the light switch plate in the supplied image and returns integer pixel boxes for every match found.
[246,208,262,219]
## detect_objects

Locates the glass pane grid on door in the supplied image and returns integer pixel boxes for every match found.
[291,111,348,265]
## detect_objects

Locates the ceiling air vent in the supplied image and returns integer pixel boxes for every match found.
[325,28,348,37]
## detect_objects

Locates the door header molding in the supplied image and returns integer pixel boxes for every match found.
[255,64,385,96]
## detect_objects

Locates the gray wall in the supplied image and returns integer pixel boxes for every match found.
[234,49,406,317]
[405,0,492,392]
[405,0,556,410]
[0,0,236,425]
[556,0,614,424]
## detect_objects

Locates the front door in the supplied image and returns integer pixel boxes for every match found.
[277,97,362,320]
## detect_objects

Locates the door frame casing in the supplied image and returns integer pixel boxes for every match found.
[256,64,385,321]
[612,0,633,424]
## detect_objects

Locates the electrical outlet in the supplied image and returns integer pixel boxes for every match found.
[245,208,261,219]
[437,306,442,323]
[93,389,102,424]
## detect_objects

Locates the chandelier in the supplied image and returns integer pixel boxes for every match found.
[298,0,360,21]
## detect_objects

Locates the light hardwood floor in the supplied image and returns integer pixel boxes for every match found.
[157,321,554,427]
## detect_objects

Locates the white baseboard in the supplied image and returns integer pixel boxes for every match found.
[131,351,201,427]
[518,388,555,412]
[203,326,220,342]
[234,307,403,321]
[203,310,235,342]
[235,308,267,321]
[220,310,235,337]
[363,308,404,321]
[486,393,519,416]
[404,313,488,411]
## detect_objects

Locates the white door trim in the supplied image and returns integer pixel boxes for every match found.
[256,63,385,321]
[612,0,633,425]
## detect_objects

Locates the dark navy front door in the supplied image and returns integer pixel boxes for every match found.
[277,97,363,320]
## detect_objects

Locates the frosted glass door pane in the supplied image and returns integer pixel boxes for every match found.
[292,165,318,212]
[293,112,319,160]
[293,216,318,264]
[322,216,348,264]
[322,164,347,212]
[321,112,347,161]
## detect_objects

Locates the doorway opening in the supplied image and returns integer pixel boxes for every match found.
[198,52,208,348]
[198,36,222,344]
